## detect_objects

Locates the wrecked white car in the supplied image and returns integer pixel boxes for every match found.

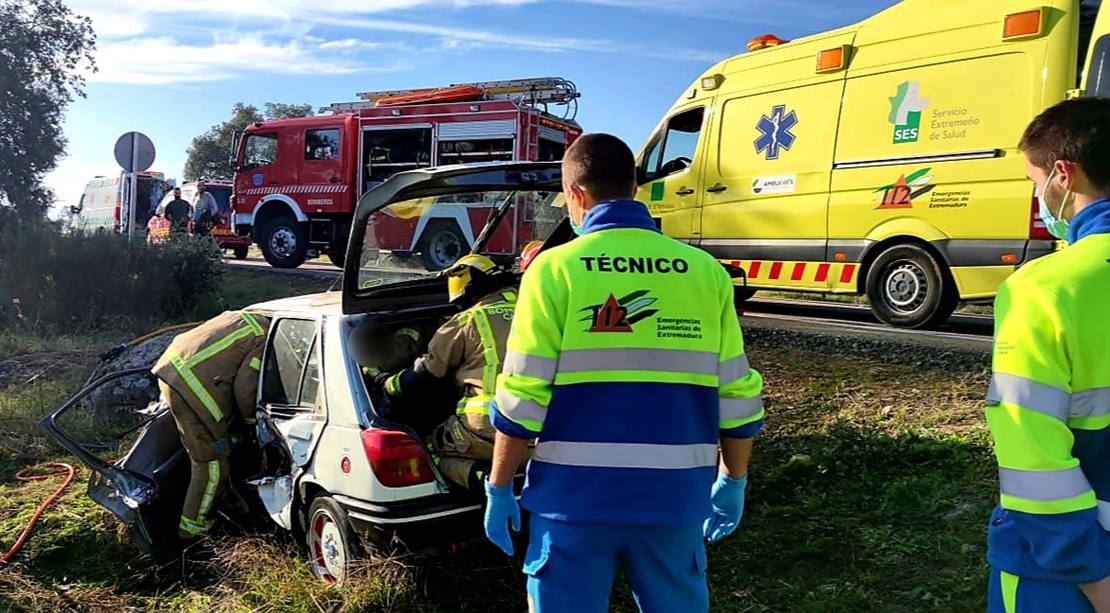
[42,162,572,582]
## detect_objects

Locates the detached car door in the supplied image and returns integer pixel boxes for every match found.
[252,316,328,530]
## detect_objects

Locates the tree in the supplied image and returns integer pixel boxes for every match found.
[183,102,314,182]
[0,0,96,219]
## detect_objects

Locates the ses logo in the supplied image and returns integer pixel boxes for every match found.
[888,81,929,145]
[580,290,659,333]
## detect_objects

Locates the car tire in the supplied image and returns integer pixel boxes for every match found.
[305,496,362,584]
[258,215,309,269]
[233,245,249,260]
[865,244,957,329]
[418,221,467,272]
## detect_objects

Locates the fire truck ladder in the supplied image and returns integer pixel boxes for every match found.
[321,77,580,121]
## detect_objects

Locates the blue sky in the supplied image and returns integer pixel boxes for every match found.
[50,0,896,212]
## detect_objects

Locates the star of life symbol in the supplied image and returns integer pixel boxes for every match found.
[754,105,798,161]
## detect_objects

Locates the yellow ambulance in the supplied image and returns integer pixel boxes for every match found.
[636,0,1108,328]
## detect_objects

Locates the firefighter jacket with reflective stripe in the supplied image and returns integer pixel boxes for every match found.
[492,199,765,527]
[152,310,269,427]
[408,289,517,440]
[986,199,1110,583]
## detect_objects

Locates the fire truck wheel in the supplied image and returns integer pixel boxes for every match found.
[865,243,957,330]
[233,246,250,260]
[326,250,345,269]
[418,221,467,271]
[258,216,309,269]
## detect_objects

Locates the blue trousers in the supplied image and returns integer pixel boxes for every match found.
[988,567,1093,612]
[523,515,709,613]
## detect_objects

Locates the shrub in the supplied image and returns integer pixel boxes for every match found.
[0,218,224,337]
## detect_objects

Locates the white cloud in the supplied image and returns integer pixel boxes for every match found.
[90,33,411,84]
[65,0,724,85]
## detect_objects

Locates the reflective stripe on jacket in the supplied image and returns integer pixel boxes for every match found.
[420,289,516,439]
[492,199,764,527]
[152,310,269,426]
[986,204,1110,583]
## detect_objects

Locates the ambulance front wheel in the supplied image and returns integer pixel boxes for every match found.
[865,244,957,330]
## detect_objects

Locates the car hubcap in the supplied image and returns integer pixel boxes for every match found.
[309,512,346,583]
[270,227,296,259]
[430,231,462,268]
[884,261,928,313]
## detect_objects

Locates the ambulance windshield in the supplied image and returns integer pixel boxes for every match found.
[356,189,565,290]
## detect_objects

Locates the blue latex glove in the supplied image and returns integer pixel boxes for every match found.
[484,479,521,555]
[704,471,747,543]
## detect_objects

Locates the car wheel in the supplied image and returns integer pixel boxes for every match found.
[865,244,957,329]
[233,245,249,260]
[258,215,309,269]
[306,496,362,583]
[418,221,467,272]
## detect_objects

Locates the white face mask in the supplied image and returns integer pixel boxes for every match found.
[1037,167,1072,240]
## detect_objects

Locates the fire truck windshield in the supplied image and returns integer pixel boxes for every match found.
[241,133,278,170]
[355,189,566,288]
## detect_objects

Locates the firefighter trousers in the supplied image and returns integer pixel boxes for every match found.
[430,415,532,491]
[159,380,232,539]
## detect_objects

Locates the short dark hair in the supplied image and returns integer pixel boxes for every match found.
[562,133,637,202]
[1019,97,1110,191]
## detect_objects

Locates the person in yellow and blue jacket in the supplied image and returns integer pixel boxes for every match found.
[986,97,1110,612]
[482,134,764,612]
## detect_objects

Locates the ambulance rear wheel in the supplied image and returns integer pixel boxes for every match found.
[866,244,957,330]
[733,287,757,303]
[259,216,309,269]
[306,496,361,584]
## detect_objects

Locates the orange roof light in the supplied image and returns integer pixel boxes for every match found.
[748,34,790,52]
[816,45,850,73]
[1003,9,1043,40]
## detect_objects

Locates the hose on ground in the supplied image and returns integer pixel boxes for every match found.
[0,463,76,565]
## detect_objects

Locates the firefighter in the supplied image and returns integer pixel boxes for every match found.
[486,134,765,612]
[151,310,269,541]
[349,318,425,378]
[985,98,1110,611]
[374,254,523,491]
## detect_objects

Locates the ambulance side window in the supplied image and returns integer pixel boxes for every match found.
[261,318,320,416]
[1087,35,1110,97]
[639,107,704,183]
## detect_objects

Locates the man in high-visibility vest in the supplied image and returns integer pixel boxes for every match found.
[151,310,270,540]
[376,254,524,491]
[484,133,765,611]
[985,97,1110,612]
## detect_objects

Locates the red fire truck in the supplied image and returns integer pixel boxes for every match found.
[229,77,582,269]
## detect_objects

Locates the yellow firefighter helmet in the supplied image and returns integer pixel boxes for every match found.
[445,254,498,304]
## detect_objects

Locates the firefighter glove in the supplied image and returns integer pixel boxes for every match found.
[483,479,520,556]
[704,471,747,544]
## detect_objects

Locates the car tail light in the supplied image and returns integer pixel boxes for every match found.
[1029,194,1053,240]
[360,429,435,488]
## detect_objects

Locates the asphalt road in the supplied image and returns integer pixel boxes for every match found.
[228,256,993,345]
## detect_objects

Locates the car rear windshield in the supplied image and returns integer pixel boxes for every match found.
[355,189,565,291]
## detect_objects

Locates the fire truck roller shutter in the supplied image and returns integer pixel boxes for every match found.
[436,120,517,141]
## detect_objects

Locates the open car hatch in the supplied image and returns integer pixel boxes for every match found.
[341,162,567,315]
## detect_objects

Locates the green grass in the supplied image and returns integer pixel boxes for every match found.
[0,342,996,612]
